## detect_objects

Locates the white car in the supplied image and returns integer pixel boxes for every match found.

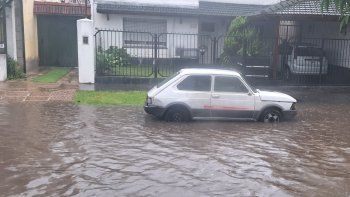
[144,68,297,122]
[285,45,328,79]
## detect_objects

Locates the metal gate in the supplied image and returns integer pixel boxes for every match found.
[95,29,350,86]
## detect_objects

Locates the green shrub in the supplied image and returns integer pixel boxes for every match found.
[7,56,25,80]
[97,46,131,70]
[221,16,263,64]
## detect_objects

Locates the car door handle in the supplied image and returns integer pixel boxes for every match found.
[212,94,220,99]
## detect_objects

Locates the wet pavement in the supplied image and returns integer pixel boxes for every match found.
[1,87,350,196]
[0,69,78,103]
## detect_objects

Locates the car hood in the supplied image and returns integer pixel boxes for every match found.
[258,90,297,103]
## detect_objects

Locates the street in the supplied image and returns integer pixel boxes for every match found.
[1,87,350,196]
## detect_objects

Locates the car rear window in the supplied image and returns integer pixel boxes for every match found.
[295,47,324,57]
[214,76,248,93]
[177,75,211,92]
[157,72,179,88]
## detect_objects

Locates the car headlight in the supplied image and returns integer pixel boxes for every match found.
[147,97,153,105]
[290,103,296,110]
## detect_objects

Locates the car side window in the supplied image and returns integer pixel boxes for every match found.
[214,76,248,93]
[177,75,211,92]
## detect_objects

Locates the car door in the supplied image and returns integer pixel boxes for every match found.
[210,75,255,119]
[176,75,212,117]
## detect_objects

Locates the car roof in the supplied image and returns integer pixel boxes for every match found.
[179,68,241,76]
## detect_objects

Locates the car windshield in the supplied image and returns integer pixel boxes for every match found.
[157,72,179,88]
[295,47,324,57]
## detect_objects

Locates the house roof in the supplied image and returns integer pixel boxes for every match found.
[199,1,268,16]
[264,0,342,16]
[96,1,268,17]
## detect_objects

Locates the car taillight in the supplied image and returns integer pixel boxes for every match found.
[291,103,296,110]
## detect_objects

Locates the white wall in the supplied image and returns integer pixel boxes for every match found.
[94,8,199,58]
[0,54,7,81]
[77,19,95,83]
[5,1,17,59]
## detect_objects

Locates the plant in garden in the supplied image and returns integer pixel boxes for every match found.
[97,46,131,69]
[221,16,262,64]
[7,56,25,80]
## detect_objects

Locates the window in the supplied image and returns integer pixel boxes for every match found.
[200,22,215,33]
[123,18,167,48]
[157,72,179,88]
[214,76,248,93]
[177,75,211,92]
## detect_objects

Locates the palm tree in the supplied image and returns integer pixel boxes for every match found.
[321,0,350,29]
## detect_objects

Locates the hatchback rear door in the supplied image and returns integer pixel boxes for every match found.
[175,75,212,117]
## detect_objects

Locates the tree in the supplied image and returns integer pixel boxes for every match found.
[221,16,262,65]
[321,0,350,30]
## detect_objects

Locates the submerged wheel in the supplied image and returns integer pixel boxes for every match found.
[260,108,282,123]
[164,106,191,122]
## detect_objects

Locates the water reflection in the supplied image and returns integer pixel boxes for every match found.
[1,90,350,196]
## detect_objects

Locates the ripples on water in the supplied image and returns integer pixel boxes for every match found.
[1,91,350,196]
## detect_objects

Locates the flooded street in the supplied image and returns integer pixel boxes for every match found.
[1,88,350,196]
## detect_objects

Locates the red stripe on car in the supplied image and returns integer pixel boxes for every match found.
[203,105,253,111]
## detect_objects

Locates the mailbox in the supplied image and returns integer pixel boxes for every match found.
[0,43,4,54]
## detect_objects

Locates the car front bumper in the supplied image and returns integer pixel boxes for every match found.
[144,105,166,118]
[283,110,297,120]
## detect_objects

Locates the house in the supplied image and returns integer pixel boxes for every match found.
[263,0,350,83]
[0,0,90,75]
[91,0,272,65]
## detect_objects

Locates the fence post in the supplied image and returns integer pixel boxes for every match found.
[242,38,247,76]
[153,34,158,79]
[319,38,325,84]
[212,36,217,64]
[77,18,95,84]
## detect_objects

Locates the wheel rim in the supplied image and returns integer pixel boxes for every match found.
[172,113,183,122]
[264,112,280,123]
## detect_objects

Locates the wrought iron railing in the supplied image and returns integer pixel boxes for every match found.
[94,29,350,85]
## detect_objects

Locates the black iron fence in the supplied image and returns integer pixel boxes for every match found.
[95,29,350,85]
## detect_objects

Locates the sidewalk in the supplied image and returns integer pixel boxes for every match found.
[0,68,78,103]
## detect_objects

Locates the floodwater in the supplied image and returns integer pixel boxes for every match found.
[1,88,350,196]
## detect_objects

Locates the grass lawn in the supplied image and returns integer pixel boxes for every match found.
[75,91,147,106]
[32,68,71,83]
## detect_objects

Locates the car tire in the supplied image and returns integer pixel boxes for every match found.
[164,107,191,122]
[260,108,282,123]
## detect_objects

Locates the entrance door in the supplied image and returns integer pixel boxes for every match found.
[38,16,78,67]
[210,75,255,119]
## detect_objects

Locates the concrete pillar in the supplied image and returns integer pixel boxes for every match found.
[0,54,7,81]
[77,18,95,84]
[5,1,17,59]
